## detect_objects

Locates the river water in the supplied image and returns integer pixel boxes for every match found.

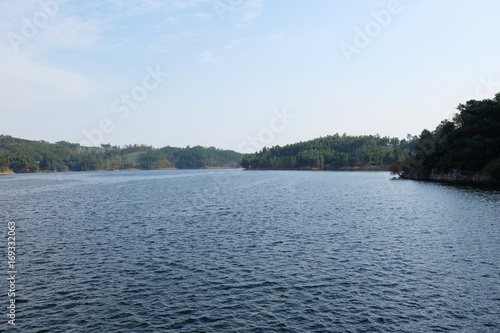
[1,170,499,332]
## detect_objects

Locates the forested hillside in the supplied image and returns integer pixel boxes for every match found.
[0,136,242,173]
[4,93,498,178]
[241,134,417,170]
[391,93,500,181]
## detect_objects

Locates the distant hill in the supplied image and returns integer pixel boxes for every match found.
[4,93,498,180]
[0,136,243,173]
[241,133,416,171]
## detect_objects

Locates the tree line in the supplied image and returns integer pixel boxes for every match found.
[3,92,498,178]
[0,136,242,173]
[391,93,500,180]
[241,93,500,181]
[241,134,417,170]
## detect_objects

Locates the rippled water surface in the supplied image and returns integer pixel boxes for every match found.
[1,170,500,332]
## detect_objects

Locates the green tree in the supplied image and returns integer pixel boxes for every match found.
[0,150,8,172]
[40,152,68,172]
[9,156,39,173]
[240,134,408,170]
[398,92,500,179]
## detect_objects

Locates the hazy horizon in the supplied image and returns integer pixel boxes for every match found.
[2,0,500,153]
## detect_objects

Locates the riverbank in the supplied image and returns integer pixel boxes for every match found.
[244,165,390,172]
[0,167,242,175]
[400,169,500,186]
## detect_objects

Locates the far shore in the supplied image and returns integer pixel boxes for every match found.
[0,167,243,175]
[243,165,390,172]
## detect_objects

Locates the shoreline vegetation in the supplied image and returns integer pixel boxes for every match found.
[243,165,390,171]
[0,166,242,175]
[0,138,243,174]
[241,93,499,185]
[2,93,499,184]
[240,133,416,172]
[389,93,500,185]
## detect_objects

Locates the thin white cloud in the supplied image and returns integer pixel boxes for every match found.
[0,53,95,113]
[193,12,211,19]
[43,16,101,49]
[242,0,263,22]
[229,0,264,26]
[223,38,245,50]
[172,0,208,10]
[138,30,195,54]
[199,38,246,63]
[164,30,196,41]
[138,42,170,54]
[106,0,166,16]
[163,16,179,23]
[199,49,216,63]
[270,32,286,40]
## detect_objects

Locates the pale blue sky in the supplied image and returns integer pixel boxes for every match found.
[1,0,500,152]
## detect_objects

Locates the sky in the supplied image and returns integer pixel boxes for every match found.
[1,0,500,153]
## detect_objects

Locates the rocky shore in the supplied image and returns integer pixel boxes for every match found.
[400,169,499,185]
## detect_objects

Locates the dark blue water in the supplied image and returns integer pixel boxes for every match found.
[1,170,499,332]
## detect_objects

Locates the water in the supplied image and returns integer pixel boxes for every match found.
[1,170,499,332]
